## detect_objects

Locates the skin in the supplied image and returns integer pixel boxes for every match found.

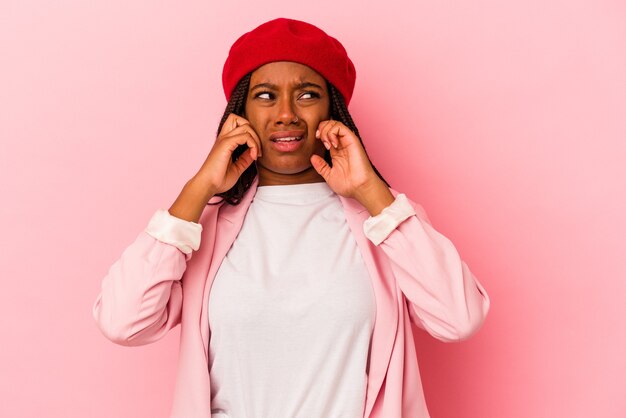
[243,61,329,185]
[168,61,394,223]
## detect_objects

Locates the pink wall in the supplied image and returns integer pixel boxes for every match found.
[1,1,624,417]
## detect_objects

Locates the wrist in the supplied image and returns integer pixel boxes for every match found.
[188,174,217,201]
[354,178,395,216]
[168,178,214,223]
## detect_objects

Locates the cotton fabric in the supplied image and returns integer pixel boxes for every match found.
[206,182,375,417]
[93,176,490,417]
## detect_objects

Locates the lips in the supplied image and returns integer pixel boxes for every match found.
[269,130,306,141]
[273,136,302,142]
[268,130,306,153]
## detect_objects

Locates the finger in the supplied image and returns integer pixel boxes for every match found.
[315,123,332,151]
[318,134,331,151]
[310,154,331,182]
[241,125,263,157]
[222,124,262,157]
[231,114,250,130]
[224,131,261,160]
[228,112,249,127]
[328,125,342,149]
[326,121,341,149]
[316,119,332,137]
[232,147,256,175]
[321,120,341,149]
[316,120,334,149]
[219,113,250,137]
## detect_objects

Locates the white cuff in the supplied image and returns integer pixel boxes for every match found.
[144,209,203,254]
[363,193,416,246]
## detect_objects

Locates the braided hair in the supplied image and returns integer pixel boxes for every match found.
[209,71,390,206]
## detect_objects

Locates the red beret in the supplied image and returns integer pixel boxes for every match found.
[222,17,356,106]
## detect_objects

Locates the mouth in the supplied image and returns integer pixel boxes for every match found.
[271,135,304,143]
[269,134,306,153]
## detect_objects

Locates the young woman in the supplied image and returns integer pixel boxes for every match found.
[93,17,490,418]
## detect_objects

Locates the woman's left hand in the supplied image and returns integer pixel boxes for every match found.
[310,120,393,210]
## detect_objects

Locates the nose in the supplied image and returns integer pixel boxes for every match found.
[275,95,299,125]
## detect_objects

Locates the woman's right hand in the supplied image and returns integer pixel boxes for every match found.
[195,113,262,195]
[168,113,261,223]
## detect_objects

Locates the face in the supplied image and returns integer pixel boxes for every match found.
[243,61,330,186]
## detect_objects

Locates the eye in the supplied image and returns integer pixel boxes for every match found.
[300,91,320,100]
[254,91,273,100]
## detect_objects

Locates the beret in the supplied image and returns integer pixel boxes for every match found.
[222,17,356,106]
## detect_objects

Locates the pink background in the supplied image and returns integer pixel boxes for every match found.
[1,1,625,417]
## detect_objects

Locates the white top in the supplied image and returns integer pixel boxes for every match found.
[207,181,376,417]
[143,182,417,418]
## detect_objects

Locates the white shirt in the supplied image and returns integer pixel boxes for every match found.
[208,181,376,418]
[143,182,417,418]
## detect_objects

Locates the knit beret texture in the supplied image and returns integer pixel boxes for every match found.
[222,17,356,106]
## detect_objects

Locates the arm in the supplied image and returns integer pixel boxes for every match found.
[94,112,260,346]
[363,191,490,343]
[310,119,489,342]
[92,210,202,346]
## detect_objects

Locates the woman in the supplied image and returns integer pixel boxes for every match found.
[93,17,490,418]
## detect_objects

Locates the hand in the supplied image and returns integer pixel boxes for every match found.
[167,113,262,223]
[310,119,386,201]
[195,113,262,195]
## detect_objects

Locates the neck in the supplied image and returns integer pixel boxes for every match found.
[257,165,325,186]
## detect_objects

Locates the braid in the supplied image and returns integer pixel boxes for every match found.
[209,74,390,206]
[327,82,390,189]
[218,73,250,132]
[210,73,257,206]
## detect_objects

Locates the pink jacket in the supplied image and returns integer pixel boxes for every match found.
[93,176,490,417]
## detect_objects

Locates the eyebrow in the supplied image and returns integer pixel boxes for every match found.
[250,81,324,92]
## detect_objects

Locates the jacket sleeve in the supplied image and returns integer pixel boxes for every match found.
[363,192,490,343]
[92,210,203,346]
